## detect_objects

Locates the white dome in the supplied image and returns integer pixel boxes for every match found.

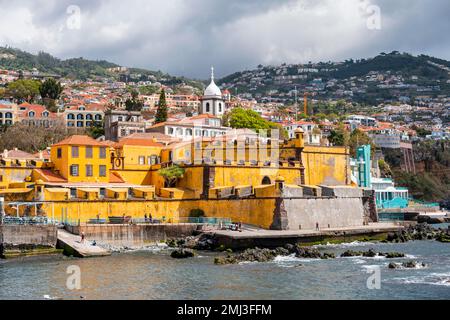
[203,66,222,98]
[204,80,222,97]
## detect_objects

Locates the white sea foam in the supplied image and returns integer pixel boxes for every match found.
[353,259,366,264]
[390,272,450,287]
[313,241,376,248]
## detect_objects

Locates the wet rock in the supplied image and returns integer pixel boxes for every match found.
[388,260,427,269]
[294,246,322,259]
[385,223,450,243]
[384,252,406,259]
[275,247,290,256]
[436,234,450,243]
[362,249,377,258]
[321,252,336,260]
[284,244,295,253]
[340,250,363,257]
[214,246,334,265]
[170,248,195,259]
[388,262,400,269]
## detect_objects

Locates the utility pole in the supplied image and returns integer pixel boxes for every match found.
[294,86,298,121]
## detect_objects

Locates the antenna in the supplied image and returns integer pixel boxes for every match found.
[294,86,298,121]
[211,66,214,82]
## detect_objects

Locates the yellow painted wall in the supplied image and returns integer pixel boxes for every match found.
[303,146,349,186]
[51,144,111,183]
[39,198,276,229]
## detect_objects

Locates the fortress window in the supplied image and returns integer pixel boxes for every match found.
[206,103,210,112]
[85,146,93,158]
[57,148,62,158]
[70,164,79,177]
[86,164,93,177]
[72,146,79,158]
[99,165,107,177]
[99,147,107,159]
[262,176,271,185]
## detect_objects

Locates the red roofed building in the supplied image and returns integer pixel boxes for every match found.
[63,104,105,129]
[17,103,62,127]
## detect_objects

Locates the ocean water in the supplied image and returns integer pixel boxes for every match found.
[0,239,449,300]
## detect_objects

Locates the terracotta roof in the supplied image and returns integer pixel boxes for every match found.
[2,149,35,159]
[109,172,125,183]
[115,138,164,148]
[34,169,67,183]
[53,135,108,147]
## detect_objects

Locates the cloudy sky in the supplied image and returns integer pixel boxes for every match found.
[0,0,449,79]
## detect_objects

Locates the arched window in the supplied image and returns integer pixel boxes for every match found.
[262,176,271,185]
[218,103,222,113]
[42,111,49,118]
[67,113,75,120]
[78,106,86,111]
[0,113,3,118]
[176,128,183,136]
[77,121,84,127]
[77,114,84,120]
[5,112,12,119]
[86,114,93,120]
[186,129,193,136]
[95,114,102,121]
[168,127,174,135]
[202,130,208,137]
[206,102,210,113]
[28,111,35,118]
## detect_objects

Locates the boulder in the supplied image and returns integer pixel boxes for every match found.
[170,248,195,259]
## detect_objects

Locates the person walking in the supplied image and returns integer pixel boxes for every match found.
[81,231,85,244]
[316,222,320,231]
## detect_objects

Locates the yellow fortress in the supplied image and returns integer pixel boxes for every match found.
[0,129,377,230]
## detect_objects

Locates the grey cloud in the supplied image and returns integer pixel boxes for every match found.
[0,0,448,79]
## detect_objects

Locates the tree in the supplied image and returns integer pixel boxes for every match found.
[348,129,375,157]
[39,78,63,100]
[158,165,185,187]
[7,79,41,103]
[155,89,168,123]
[328,123,350,147]
[39,78,63,111]
[86,120,105,139]
[227,107,287,138]
[125,89,143,112]
[0,122,73,153]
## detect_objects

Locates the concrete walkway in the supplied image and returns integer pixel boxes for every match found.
[211,222,402,239]
[57,229,111,258]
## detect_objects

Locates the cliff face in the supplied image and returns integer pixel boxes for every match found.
[384,142,450,204]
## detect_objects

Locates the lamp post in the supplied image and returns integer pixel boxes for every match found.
[0,197,4,225]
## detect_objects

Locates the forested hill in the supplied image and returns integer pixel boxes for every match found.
[0,47,203,87]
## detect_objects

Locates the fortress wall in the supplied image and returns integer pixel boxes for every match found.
[284,197,365,231]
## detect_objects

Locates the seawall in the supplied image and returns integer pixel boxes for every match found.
[65,223,202,247]
[209,224,402,250]
[0,225,59,258]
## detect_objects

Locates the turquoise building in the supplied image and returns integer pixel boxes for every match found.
[351,145,409,209]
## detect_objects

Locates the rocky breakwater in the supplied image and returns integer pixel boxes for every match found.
[386,223,450,243]
[214,245,337,265]
[388,261,428,269]
[340,249,405,258]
